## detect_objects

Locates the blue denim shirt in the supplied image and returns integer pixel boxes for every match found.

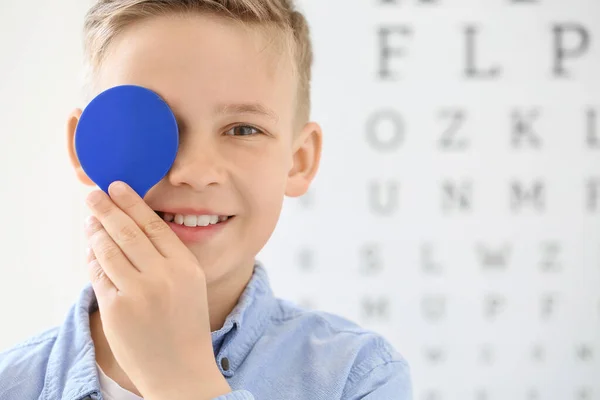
[0,262,412,399]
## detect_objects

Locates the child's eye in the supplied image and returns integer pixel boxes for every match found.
[224,125,262,137]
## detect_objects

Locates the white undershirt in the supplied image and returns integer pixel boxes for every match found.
[96,362,144,400]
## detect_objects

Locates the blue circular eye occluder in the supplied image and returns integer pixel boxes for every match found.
[75,85,179,198]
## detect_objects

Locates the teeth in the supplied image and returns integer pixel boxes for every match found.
[174,214,184,225]
[161,212,230,227]
[197,215,211,227]
[163,213,175,222]
[183,215,197,227]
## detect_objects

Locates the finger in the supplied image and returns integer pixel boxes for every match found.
[108,181,190,259]
[85,246,95,263]
[85,215,139,289]
[88,258,117,300]
[86,188,162,272]
[85,244,98,262]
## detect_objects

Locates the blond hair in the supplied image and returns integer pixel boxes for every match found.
[82,0,313,125]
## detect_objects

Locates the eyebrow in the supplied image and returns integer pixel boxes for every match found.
[215,102,279,123]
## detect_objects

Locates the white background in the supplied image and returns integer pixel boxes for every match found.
[0,1,599,399]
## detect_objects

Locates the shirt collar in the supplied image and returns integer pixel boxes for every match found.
[44,261,276,400]
[210,261,277,377]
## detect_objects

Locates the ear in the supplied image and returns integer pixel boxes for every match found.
[66,108,95,186]
[285,121,323,198]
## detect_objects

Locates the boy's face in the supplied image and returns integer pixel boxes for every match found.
[67,13,322,284]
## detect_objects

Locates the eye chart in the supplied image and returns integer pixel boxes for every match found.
[259,1,600,399]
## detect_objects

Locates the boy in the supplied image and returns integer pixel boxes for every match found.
[0,1,412,399]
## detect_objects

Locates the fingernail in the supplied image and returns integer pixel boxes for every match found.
[111,181,127,195]
[86,191,103,206]
[84,215,98,228]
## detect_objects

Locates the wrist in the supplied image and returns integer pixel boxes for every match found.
[143,364,232,400]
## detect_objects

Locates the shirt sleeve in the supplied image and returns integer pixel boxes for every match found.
[343,360,413,400]
[212,390,255,400]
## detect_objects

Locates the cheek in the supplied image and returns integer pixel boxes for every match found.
[235,144,290,212]
[231,147,288,253]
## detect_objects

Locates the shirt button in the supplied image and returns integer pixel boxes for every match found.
[220,357,230,371]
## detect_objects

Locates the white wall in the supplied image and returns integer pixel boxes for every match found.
[1,1,599,399]
[0,0,93,343]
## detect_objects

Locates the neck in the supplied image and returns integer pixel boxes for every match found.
[90,261,255,395]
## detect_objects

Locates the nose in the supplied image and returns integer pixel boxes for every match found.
[166,137,226,191]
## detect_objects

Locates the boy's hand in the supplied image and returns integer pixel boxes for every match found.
[84,181,231,400]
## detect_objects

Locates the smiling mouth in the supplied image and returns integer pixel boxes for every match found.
[154,211,235,227]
